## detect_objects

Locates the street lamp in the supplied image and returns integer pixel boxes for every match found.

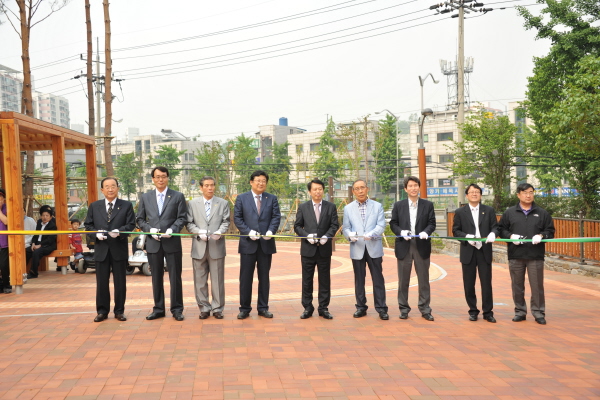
[374,109,400,201]
[419,108,434,199]
[418,73,439,113]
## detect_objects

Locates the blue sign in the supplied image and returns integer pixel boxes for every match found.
[427,187,458,196]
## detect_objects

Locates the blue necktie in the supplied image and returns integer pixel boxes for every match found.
[158,193,164,216]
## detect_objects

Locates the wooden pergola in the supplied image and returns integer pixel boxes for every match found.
[0,112,98,294]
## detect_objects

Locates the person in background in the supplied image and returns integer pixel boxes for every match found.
[26,205,57,279]
[69,219,84,270]
[24,210,36,250]
[0,189,10,293]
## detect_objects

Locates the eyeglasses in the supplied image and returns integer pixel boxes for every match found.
[253,180,267,184]
[153,175,168,180]
[467,191,481,195]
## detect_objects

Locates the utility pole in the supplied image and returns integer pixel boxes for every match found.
[96,37,103,171]
[103,0,114,177]
[85,0,94,137]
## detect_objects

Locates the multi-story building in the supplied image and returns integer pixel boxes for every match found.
[34,92,70,128]
[0,64,22,112]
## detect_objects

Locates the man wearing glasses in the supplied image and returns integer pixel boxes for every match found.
[498,183,555,325]
[342,179,389,320]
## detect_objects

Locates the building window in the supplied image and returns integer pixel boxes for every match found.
[416,134,429,143]
[439,178,453,186]
[425,156,432,163]
[144,140,150,152]
[366,142,372,150]
[40,162,49,169]
[437,132,453,141]
[69,189,75,196]
[296,144,303,153]
[439,154,454,163]
[145,174,152,184]
[309,143,319,152]
[426,179,434,188]
[135,140,142,154]
[184,153,188,161]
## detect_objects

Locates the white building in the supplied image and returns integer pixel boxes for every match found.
[0,64,22,112]
[34,92,70,128]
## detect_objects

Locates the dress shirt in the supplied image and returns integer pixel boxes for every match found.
[470,204,481,238]
[357,199,368,222]
[518,203,532,216]
[409,199,418,234]
[24,216,36,248]
[312,201,322,223]
[105,198,118,213]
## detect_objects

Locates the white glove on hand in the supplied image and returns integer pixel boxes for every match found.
[510,234,523,245]
[210,231,221,241]
[96,230,107,241]
[348,232,358,242]
[486,232,496,243]
[400,230,411,240]
[161,228,173,239]
[249,230,260,241]
[419,232,429,240]
[197,229,208,241]
[363,232,372,241]
[532,234,543,245]
[320,235,328,245]
[150,228,160,241]
[466,234,476,247]
[263,230,273,240]
[306,233,316,244]
[108,229,119,238]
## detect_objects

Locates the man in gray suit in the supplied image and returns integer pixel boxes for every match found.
[136,166,188,321]
[187,176,230,320]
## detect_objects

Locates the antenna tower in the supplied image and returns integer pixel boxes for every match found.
[440,57,474,110]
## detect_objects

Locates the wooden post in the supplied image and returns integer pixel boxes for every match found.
[1,120,25,292]
[329,176,335,251]
[86,144,98,203]
[52,136,70,274]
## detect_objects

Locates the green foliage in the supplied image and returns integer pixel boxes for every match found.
[446,107,524,210]
[192,141,228,195]
[312,117,345,181]
[336,117,369,181]
[114,152,143,200]
[263,141,294,199]
[372,114,402,194]
[232,134,258,194]
[150,145,186,191]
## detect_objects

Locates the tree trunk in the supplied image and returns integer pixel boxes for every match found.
[103,0,114,176]
[85,0,95,137]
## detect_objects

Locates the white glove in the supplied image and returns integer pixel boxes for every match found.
[197,229,207,241]
[510,234,523,245]
[363,231,372,241]
[161,228,173,239]
[466,234,476,247]
[401,230,411,240]
[348,232,358,242]
[486,232,496,243]
[96,230,107,241]
[210,231,222,241]
[150,227,160,241]
[320,235,328,245]
[108,229,119,238]
[263,230,273,240]
[419,232,429,240]
[249,230,260,240]
[306,233,316,244]
[532,234,542,245]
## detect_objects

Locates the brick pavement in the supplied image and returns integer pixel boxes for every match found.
[0,239,598,399]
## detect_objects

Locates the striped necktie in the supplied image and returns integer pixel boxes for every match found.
[158,193,164,216]
[205,201,211,219]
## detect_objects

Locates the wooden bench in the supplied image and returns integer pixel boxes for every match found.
[39,249,74,272]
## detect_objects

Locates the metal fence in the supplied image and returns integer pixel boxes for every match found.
[446,211,600,263]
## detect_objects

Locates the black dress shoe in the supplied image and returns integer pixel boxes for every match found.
[422,313,435,321]
[26,274,37,279]
[353,309,367,318]
[484,315,497,323]
[318,310,333,320]
[173,313,184,321]
[115,314,127,321]
[379,312,389,320]
[237,311,250,319]
[213,312,224,319]
[535,317,546,325]
[146,312,166,320]
[94,314,107,322]
[300,309,313,319]
[258,310,273,318]
[469,315,478,321]
[199,312,210,319]
[399,313,408,319]
[512,315,526,322]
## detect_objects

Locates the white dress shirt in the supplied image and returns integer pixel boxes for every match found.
[409,199,418,234]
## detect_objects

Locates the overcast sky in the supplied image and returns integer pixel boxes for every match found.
[1,0,550,141]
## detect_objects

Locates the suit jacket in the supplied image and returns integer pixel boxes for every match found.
[294,200,339,258]
[342,199,386,260]
[31,218,57,250]
[234,191,281,255]
[452,203,498,265]
[389,198,436,260]
[136,188,188,254]
[84,198,136,262]
[186,196,230,259]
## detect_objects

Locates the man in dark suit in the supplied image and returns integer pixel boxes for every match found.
[452,183,498,323]
[234,170,281,319]
[26,205,57,279]
[389,176,436,321]
[84,177,136,322]
[294,178,340,320]
[136,166,188,321]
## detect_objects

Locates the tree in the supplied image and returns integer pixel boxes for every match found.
[336,117,369,182]
[312,117,345,182]
[232,134,258,194]
[446,108,524,210]
[114,152,143,201]
[518,0,600,216]
[372,114,402,194]
[0,0,69,215]
[150,145,186,191]
[102,0,114,176]
[264,141,294,199]
[84,0,94,137]
[191,141,228,194]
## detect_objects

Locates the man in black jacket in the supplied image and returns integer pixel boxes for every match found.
[85,177,136,322]
[452,184,498,323]
[26,205,57,279]
[294,179,339,320]
[498,183,555,325]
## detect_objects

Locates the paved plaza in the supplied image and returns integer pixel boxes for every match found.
[0,239,598,399]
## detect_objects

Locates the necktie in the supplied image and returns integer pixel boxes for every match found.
[472,208,482,249]
[205,201,211,219]
[314,203,320,223]
[256,195,261,214]
[158,193,164,216]
[107,202,113,222]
